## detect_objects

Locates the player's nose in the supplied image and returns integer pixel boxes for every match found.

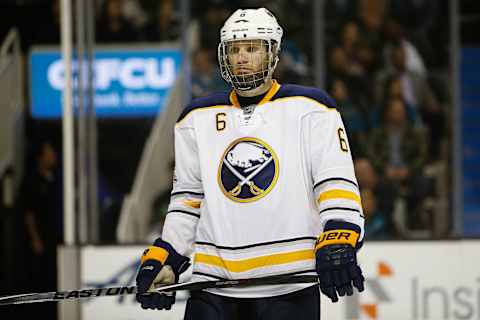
[237,48,250,63]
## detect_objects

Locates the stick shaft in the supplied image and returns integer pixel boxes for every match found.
[0,274,318,306]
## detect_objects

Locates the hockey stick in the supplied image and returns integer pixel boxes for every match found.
[0,274,318,306]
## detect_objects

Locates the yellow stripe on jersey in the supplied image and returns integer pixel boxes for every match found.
[183,199,202,209]
[194,249,314,273]
[317,189,361,205]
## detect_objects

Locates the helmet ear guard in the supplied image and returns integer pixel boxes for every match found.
[218,8,283,91]
[269,40,280,69]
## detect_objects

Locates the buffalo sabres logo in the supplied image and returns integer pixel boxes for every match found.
[218,137,279,203]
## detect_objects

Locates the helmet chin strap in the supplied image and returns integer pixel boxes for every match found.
[235,78,273,97]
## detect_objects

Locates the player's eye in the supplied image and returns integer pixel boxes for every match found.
[229,46,240,54]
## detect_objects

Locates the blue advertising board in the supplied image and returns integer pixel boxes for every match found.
[29,47,182,118]
[461,47,480,235]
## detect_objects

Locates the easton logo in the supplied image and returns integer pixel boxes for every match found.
[53,287,135,300]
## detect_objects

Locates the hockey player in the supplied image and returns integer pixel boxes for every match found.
[135,8,365,319]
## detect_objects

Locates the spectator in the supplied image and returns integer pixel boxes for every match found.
[361,188,389,239]
[382,19,427,77]
[324,0,357,28]
[368,98,431,229]
[33,0,61,45]
[375,42,437,113]
[122,0,149,31]
[191,47,228,99]
[354,157,396,236]
[21,141,61,319]
[96,0,138,43]
[327,46,370,106]
[330,78,368,158]
[275,39,309,84]
[389,0,438,64]
[141,0,181,42]
[336,21,376,104]
[356,0,386,69]
[332,21,376,82]
[375,42,445,161]
[340,21,361,65]
[372,75,420,128]
[198,4,231,48]
[355,39,377,78]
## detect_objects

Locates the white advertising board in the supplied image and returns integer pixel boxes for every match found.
[324,241,480,319]
[79,241,480,320]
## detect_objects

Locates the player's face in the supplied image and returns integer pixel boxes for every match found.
[226,40,268,76]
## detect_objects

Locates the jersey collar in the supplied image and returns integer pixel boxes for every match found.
[229,80,281,108]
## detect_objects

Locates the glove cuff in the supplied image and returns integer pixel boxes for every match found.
[151,238,190,276]
[315,220,361,251]
[141,246,169,265]
[315,229,359,251]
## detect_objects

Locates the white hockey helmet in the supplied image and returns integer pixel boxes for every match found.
[218,8,283,91]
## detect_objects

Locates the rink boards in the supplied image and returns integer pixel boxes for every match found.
[57,241,480,320]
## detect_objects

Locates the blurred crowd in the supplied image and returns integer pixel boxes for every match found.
[0,0,453,253]
[321,0,451,240]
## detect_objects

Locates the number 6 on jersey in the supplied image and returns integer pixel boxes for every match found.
[337,128,349,152]
[216,113,227,131]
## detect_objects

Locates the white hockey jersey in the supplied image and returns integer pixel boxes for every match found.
[162,80,364,298]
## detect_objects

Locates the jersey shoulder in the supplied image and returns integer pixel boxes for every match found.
[177,91,232,123]
[272,84,337,109]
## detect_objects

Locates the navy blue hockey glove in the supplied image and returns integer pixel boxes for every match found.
[315,221,365,303]
[135,239,190,310]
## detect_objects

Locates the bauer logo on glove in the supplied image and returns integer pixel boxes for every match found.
[315,229,359,250]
